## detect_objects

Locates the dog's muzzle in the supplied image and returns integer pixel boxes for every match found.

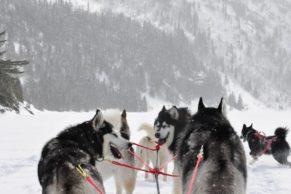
[240,136,246,142]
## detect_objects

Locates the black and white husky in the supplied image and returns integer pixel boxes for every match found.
[38,109,132,194]
[241,124,291,166]
[97,109,137,194]
[154,105,191,194]
[177,98,247,194]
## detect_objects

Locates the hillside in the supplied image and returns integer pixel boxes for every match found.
[0,0,226,111]
[92,0,291,109]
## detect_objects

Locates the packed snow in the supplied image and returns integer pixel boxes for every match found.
[0,107,291,194]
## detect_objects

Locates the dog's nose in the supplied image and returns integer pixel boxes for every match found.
[155,133,160,138]
[128,142,132,148]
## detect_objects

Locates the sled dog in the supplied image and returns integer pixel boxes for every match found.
[38,109,132,194]
[241,124,291,166]
[154,105,191,193]
[177,98,247,194]
[97,109,137,194]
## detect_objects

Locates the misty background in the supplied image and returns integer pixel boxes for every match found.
[0,0,290,112]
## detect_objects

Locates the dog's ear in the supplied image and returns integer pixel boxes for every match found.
[249,123,253,128]
[120,109,130,140]
[243,124,247,129]
[162,105,166,112]
[217,98,223,112]
[198,97,205,111]
[91,109,104,130]
[121,109,126,119]
[168,106,179,120]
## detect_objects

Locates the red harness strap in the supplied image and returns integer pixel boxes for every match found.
[76,165,104,194]
[186,146,204,194]
[255,133,275,156]
[86,176,104,194]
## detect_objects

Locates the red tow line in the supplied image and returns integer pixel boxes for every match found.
[132,142,161,151]
[111,143,179,178]
[186,146,204,194]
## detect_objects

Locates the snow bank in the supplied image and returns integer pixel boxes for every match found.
[0,109,291,193]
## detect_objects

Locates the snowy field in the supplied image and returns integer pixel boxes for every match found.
[0,108,291,194]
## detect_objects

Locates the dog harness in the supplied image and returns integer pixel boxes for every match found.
[255,133,276,156]
[75,164,104,194]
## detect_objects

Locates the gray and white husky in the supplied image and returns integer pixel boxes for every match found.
[177,98,247,194]
[97,109,136,194]
[154,105,191,194]
[38,109,132,194]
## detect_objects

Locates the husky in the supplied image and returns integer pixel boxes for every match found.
[177,98,247,194]
[97,109,137,194]
[136,123,170,181]
[241,124,291,166]
[38,109,132,194]
[154,105,191,194]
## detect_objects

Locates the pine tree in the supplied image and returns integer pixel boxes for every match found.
[227,92,237,109]
[140,96,148,112]
[0,31,29,112]
[237,95,244,110]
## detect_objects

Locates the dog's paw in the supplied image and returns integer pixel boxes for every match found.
[249,159,257,165]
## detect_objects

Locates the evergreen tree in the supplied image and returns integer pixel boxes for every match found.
[237,95,244,110]
[0,31,28,112]
[0,0,226,111]
[139,96,148,111]
[227,92,237,109]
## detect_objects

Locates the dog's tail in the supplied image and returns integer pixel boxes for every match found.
[135,137,149,169]
[274,127,289,139]
[138,123,155,139]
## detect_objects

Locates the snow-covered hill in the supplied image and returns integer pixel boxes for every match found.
[1,0,290,112]
[1,0,226,111]
[0,109,291,194]
[90,0,291,109]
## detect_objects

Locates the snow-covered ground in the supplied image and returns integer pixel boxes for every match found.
[0,108,291,194]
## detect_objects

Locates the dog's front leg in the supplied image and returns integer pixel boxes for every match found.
[249,156,258,165]
[163,165,168,182]
[114,176,122,194]
[145,159,149,180]
[172,163,182,194]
